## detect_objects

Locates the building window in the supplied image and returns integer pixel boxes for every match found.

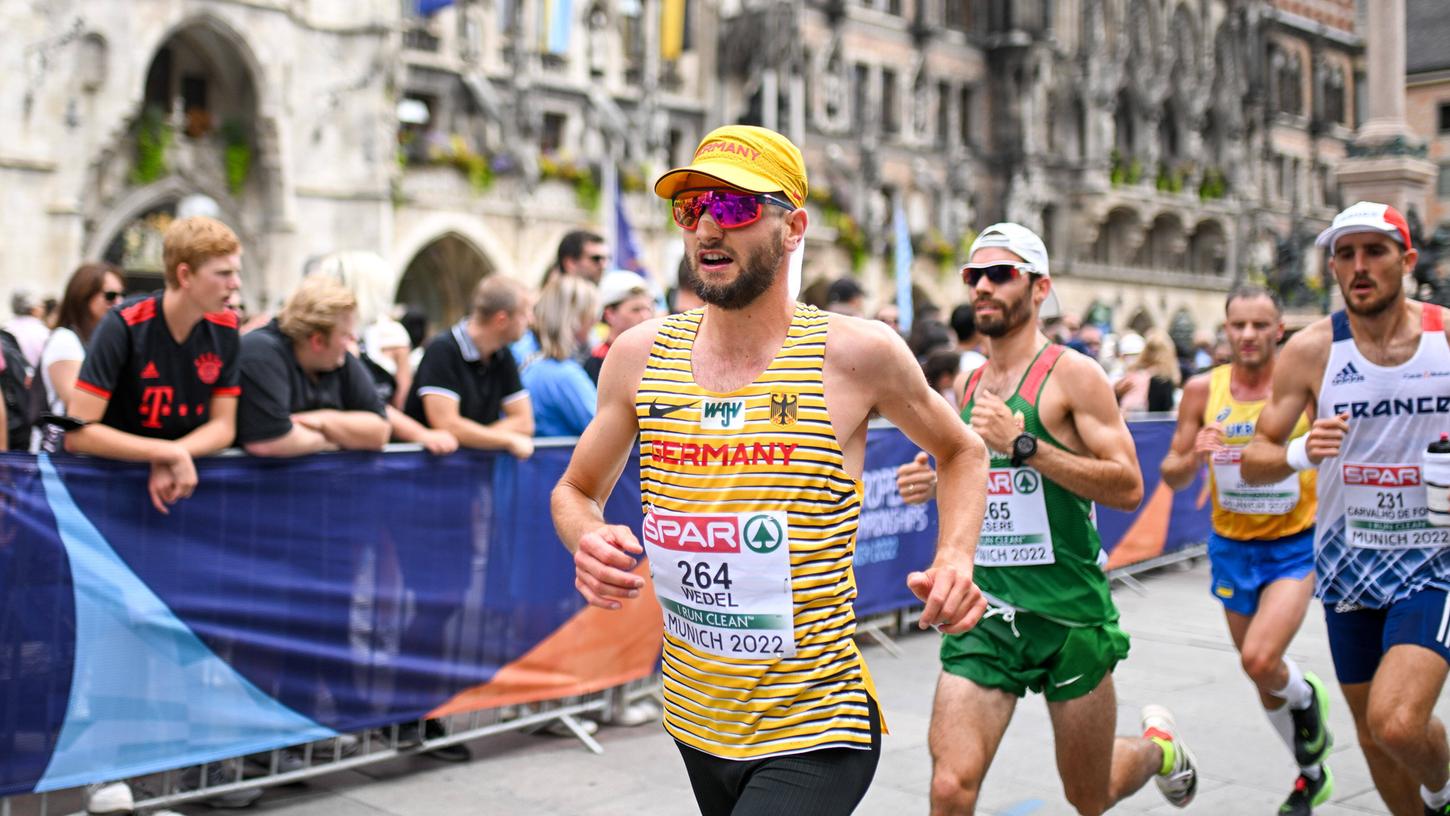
[540,112,566,155]
[945,0,969,30]
[959,86,973,146]
[1440,102,1450,134]
[882,68,899,136]
[937,80,952,148]
[1438,163,1450,199]
[853,63,871,132]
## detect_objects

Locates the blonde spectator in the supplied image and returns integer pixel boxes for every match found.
[522,275,600,437]
[1116,328,1181,414]
[313,251,457,455]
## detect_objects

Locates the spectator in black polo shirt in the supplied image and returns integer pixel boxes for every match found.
[405,275,535,458]
[237,276,389,456]
[67,215,243,515]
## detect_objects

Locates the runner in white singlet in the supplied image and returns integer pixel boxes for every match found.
[1245,201,1450,816]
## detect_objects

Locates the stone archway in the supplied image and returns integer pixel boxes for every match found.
[85,14,279,301]
[397,233,497,336]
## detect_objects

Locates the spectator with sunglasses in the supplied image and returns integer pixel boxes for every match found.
[32,262,127,451]
[545,229,610,285]
[554,124,990,815]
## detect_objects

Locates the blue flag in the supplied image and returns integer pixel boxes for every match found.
[614,176,643,276]
[894,203,915,333]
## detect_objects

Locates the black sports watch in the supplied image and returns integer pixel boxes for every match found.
[1010,432,1038,467]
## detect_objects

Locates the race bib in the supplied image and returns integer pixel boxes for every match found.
[642,509,796,659]
[1342,462,1450,550]
[976,467,1055,567]
[1212,447,1300,515]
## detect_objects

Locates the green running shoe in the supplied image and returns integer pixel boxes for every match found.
[1279,765,1333,815]
[1291,672,1333,766]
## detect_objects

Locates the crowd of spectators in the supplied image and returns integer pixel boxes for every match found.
[7,219,1250,811]
[804,274,1237,416]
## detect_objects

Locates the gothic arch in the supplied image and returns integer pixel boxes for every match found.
[84,12,282,286]
[396,232,499,332]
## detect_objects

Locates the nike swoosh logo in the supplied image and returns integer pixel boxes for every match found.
[1053,674,1084,688]
[647,400,700,419]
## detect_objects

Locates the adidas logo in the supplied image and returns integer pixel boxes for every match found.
[141,361,159,379]
[1331,361,1365,386]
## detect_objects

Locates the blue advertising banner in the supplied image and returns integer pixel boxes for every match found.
[0,418,1207,796]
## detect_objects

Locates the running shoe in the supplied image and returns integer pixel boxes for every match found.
[1426,802,1450,815]
[85,781,134,815]
[1291,672,1333,766]
[1141,704,1198,808]
[1278,765,1333,815]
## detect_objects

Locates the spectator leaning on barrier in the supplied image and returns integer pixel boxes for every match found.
[406,275,535,458]
[63,216,254,813]
[33,263,126,452]
[522,275,600,438]
[585,270,656,384]
[311,252,457,456]
[66,215,243,516]
[235,276,389,456]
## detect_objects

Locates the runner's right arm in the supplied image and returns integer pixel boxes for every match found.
[552,318,662,610]
[1243,323,1336,484]
[1160,373,1214,492]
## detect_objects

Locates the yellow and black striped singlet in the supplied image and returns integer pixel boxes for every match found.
[637,304,876,760]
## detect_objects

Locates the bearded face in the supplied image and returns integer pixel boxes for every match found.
[975,277,1038,338]
[689,225,786,311]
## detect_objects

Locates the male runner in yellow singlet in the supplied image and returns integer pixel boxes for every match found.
[1161,286,1333,815]
[551,125,991,815]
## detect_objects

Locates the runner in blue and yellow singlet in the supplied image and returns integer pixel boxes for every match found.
[896,223,1199,814]
[551,125,993,816]
[1162,286,1334,815]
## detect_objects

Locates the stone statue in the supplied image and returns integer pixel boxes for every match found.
[1269,225,1315,308]
[1413,219,1450,307]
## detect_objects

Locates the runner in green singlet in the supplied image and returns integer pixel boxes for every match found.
[896,223,1200,815]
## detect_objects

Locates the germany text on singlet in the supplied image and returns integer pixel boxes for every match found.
[637,304,876,760]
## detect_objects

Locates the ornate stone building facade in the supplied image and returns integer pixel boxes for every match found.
[718,0,1366,333]
[0,0,1377,336]
[0,0,712,331]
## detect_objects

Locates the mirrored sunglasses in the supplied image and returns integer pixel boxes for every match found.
[960,262,1037,287]
[672,189,796,231]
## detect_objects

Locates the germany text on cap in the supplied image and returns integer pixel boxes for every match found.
[653,125,808,207]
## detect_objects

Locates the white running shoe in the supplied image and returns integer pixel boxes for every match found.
[85,781,134,815]
[611,700,661,727]
[1141,704,1198,808]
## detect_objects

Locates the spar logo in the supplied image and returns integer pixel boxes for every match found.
[987,469,1040,495]
[1342,463,1421,488]
[743,514,783,554]
[644,513,743,553]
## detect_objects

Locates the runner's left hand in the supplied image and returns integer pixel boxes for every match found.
[907,553,986,635]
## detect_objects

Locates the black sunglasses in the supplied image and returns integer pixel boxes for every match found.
[102,290,124,303]
[960,262,1037,287]
[587,254,610,264]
